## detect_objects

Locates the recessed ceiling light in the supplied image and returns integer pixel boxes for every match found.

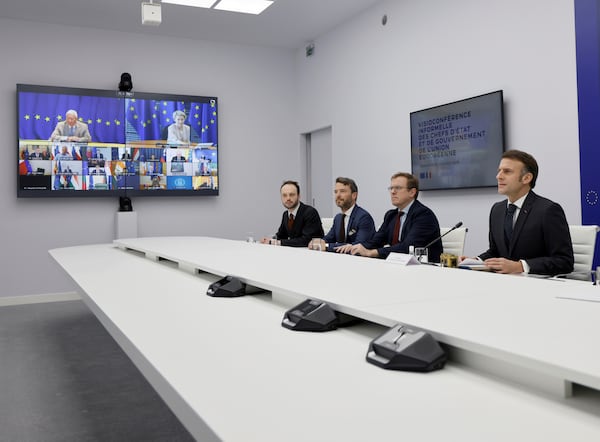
[161,0,275,15]
[161,0,219,8]
[214,0,274,15]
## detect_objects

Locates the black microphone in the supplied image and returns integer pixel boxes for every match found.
[415,222,464,262]
[422,221,463,250]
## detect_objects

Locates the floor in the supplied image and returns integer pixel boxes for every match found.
[0,300,195,442]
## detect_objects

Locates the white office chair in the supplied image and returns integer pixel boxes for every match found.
[567,225,599,280]
[440,226,468,256]
[321,217,334,234]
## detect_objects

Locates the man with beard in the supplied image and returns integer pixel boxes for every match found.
[261,180,324,247]
[310,177,375,252]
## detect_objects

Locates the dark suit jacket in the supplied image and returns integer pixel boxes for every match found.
[479,191,574,275]
[323,205,376,251]
[362,199,442,262]
[276,202,324,247]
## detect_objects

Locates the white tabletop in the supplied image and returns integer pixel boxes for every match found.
[112,236,600,392]
[49,239,600,441]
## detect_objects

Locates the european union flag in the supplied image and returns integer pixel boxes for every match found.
[19,91,125,143]
[125,98,184,141]
[189,101,217,144]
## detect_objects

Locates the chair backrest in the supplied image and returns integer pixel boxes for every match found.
[440,227,468,256]
[321,217,334,234]
[568,225,599,280]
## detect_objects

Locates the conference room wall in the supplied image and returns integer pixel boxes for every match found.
[294,0,581,257]
[0,18,297,298]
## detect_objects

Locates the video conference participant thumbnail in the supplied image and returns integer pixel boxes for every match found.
[49,109,91,143]
[167,110,191,145]
[193,176,217,190]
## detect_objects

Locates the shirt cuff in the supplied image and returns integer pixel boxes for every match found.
[520,259,530,274]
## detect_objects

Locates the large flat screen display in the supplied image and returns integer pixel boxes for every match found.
[410,90,504,191]
[17,84,218,197]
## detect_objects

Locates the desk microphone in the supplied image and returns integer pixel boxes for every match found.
[416,221,463,262]
[423,221,463,250]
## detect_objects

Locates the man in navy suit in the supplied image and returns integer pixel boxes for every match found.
[339,172,442,262]
[261,180,324,247]
[474,150,573,275]
[310,177,375,252]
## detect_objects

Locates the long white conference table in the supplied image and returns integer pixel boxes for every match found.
[49,237,600,441]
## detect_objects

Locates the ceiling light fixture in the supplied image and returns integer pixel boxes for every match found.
[141,1,162,25]
[161,0,217,7]
[162,0,275,15]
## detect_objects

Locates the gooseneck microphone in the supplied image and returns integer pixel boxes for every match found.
[422,221,463,251]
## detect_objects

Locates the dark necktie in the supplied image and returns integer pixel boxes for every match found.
[392,211,404,245]
[287,213,294,232]
[504,204,517,247]
[339,214,346,243]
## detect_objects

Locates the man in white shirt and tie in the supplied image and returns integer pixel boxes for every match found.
[261,180,323,247]
[468,150,573,275]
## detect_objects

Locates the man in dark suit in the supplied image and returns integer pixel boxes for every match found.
[29,147,43,159]
[171,150,187,162]
[261,180,323,247]
[475,150,573,275]
[341,172,442,262]
[310,177,376,252]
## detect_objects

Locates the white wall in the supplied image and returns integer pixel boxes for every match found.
[294,0,581,257]
[1,18,297,297]
[2,0,584,296]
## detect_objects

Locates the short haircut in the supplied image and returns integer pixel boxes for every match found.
[335,177,358,193]
[390,172,419,199]
[502,150,538,188]
[172,110,186,120]
[280,180,300,194]
[65,109,78,118]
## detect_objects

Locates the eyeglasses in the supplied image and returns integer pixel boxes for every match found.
[387,186,409,192]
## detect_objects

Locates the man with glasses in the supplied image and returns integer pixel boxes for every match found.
[338,172,442,261]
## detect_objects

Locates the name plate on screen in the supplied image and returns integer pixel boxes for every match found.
[386,253,420,266]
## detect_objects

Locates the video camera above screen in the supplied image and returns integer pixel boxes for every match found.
[17,83,219,198]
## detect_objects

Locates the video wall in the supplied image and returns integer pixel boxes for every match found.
[17,84,218,197]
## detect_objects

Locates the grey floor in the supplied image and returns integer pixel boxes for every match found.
[0,300,196,442]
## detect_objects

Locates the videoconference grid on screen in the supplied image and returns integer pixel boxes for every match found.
[410,90,505,191]
[17,84,218,197]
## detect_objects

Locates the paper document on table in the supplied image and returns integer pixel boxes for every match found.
[458,258,491,271]
[386,253,420,266]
